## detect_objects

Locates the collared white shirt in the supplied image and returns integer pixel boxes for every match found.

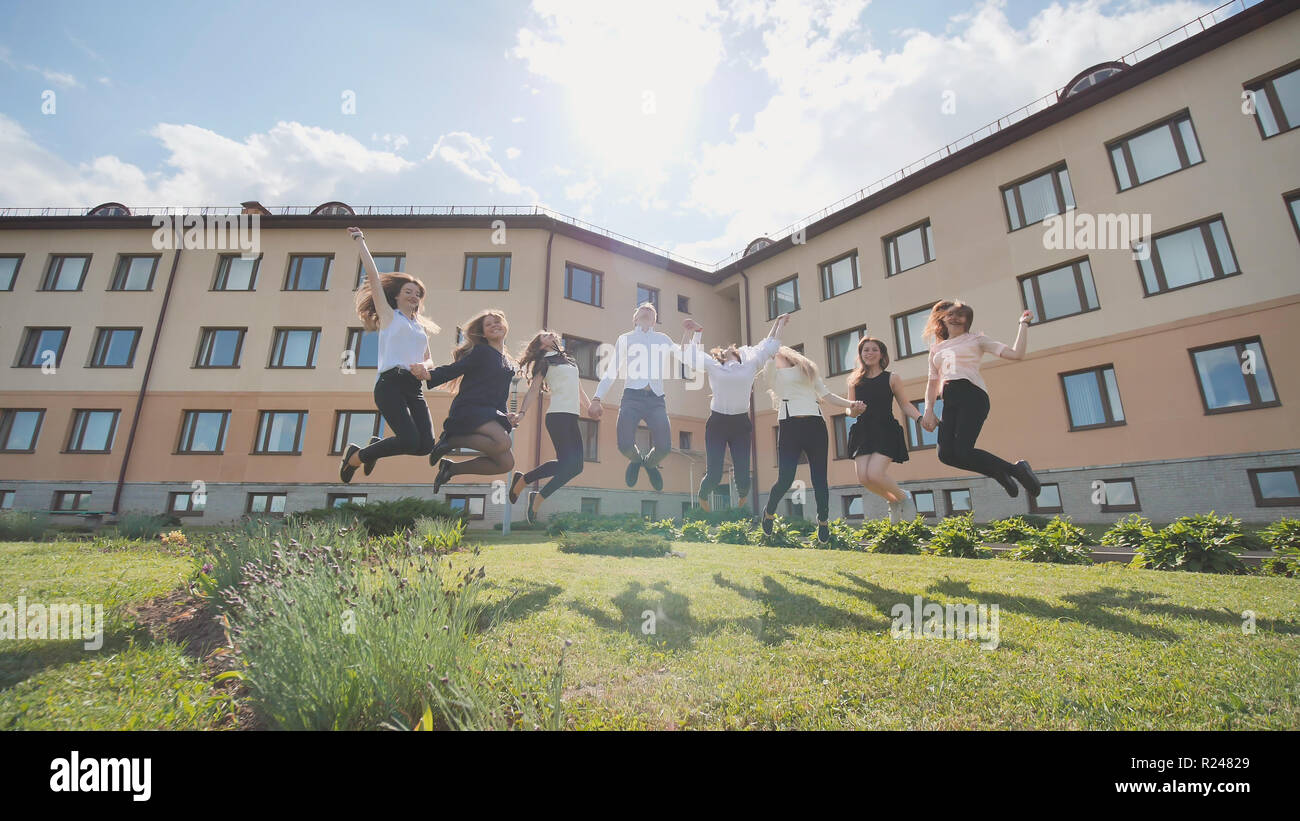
[594,325,687,400]
[764,360,832,419]
[928,331,1009,395]
[376,311,429,377]
[684,333,780,415]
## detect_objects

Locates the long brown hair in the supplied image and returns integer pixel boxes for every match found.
[517,330,572,393]
[764,345,821,410]
[354,272,440,334]
[848,336,891,385]
[922,299,973,343]
[441,309,515,393]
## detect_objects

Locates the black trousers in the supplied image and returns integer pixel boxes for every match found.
[936,378,1014,481]
[764,415,830,522]
[524,412,585,498]
[359,368,435,461]
[700,411,752,500]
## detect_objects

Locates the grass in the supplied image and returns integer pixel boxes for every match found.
[2,533,1297,730]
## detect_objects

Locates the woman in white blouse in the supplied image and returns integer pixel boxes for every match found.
[760,347,864,544]
[680,313,791,511]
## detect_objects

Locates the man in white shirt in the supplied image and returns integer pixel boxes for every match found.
[590,303,691,491]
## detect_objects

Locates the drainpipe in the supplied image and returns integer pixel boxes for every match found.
[112,220,183,514]
[532,228,555,489]
[738,268,760,516]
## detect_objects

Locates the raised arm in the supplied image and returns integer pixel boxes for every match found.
[679,319,710,371]
[348,227,394,329]
[997,310,1033,361]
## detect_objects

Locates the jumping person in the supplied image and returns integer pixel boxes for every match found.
[760,347,865,544]
[339,226,440,483]
[845,337,923,523]
[680,313,790,511]
[425,309,519,494]
[589,303,692,492]
[919,300,1041,498]
[508,331,595,524]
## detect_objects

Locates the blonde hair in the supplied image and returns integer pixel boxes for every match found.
[764,346,821,410]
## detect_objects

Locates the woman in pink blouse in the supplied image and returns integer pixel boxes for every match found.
[919,300,1041,499]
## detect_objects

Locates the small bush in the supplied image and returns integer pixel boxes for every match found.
[0,510,50,541]
[866,517,927,554]
[115,511,178,540]
[679,521,712,542]
[980,516,1039,545]
[681,505,753,525]
[545,512,646,537]
[1132,512,1245,574]
[751,516,806,548]
[926,514,989,559]
[853,518,888,545]
[821,519,860,550]
[492,521,543,531]
[1003,516,1093,564]
[414,517,467,552]
[1101,513,1154,552]
[643,518,679,539]
[306,497,464,536]
[556,531,670,558]
[1260,518,1300,577]
[784,518,817,537]
[714,519,754,545]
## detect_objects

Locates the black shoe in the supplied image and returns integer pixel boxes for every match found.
[432,459,455,494]
[644,462,663,492]
[526,491,540,525]
[363,435,380,476]
[697,492,712,513]
[340,444,361,484]
[817,522,830,545]
[761,514,774,537]
[429,432,453,468]
[994,470,1019,498]
[735,483,750,502]
[1012,460,1042,498]
[624,458,642,488]
[508,471,527,504]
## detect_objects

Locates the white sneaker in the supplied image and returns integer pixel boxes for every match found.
[888,498,903,523]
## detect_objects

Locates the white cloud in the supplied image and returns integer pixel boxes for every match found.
[564,175,601,202]
[372,132,410,152]
[506,146,522,159]
[427,131,540,201]
[511,115,525,123]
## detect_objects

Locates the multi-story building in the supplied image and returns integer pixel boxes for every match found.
[2,0,1297,527]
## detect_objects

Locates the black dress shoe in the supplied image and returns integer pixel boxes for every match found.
[363,435,380,476]
[817,522,830,544]
[431,459,455,494]
[429,433,453,468]
[1012,460,1042,497]
[995,470,1020,498]
[624,458,642,488]
[644,462,663,492]
[508,471,527,504]
[340,444,361,484]
[761,514,774,536]
[526,491,540,525]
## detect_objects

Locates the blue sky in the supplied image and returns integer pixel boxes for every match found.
[0,0,1231,264]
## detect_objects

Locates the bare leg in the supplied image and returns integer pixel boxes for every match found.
[442,423,513,478]
[866,453,905,503]
[855,455,889,500]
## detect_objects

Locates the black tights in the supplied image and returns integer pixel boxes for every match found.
[359,369,434,461]
[936,379,1015,481]
[700,411,752,500]
[764,415,830,522]
[523,413,585,498]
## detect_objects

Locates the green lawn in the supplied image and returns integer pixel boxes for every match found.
[1,535,1297,730]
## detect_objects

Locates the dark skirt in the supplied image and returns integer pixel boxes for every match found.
[442,404,512,436]
[847,415,909,463]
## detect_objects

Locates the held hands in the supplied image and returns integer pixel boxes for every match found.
[920,411,939,433]
[848,400,866,417]
[587,399,604,420]
[506,411,522,428]
[409,362,430,380]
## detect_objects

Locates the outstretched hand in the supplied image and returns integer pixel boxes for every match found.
[410,362,430,380]
[347,226,364,240]
[683,318,704,334]
[587,400,604,420]
[849,400,866,417]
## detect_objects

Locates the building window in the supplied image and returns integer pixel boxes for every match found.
[1189,337,1278,414]
[463,254,510,291]
[635,284,660,316]
[578,419,599,461]
[842,494,864,520]
[565,263,603,307]
[884,222,935,275]
[773,426,809,466]
[214,254,261,291]
[944,488,972,515]
[0,255,22,291]
[40,255,90,291]
[1060,365,1125,430]
[196,328,246,368]
[641,500,657,519]
[247,493,287,516]
[66,409,120,453]
[892,304,935,359]
[109,255,159,291]
[1248,467,1300,507]
[1019,258,1098,324]
[826,326,866,377]
[819,251,859,299]
[54,491,92,511]
[168,491,205,516]
[0,490,13,509]
[912,490,936,518]
[831,414,851,460]
[1245,62,1300,139]
[1099,478,1140,513]
[89,328,141,368]
[1107,110,1203,191]
[346,328,379,370]
[357,253,404,289]
[562,336,601,380]
[1029,483,1063,515]
[333,411,383,454]
[1136,216,1238,296]
[905,399,943,450]
[16,327,70,368]
[677,294,690,313]
[767,275,800,319]
[580,497,600,515]
[1002,164,1075,231]
[679,431,692,451]
[789,343,804,355]
[0,409,44,452]
[284,255,331,291]
[254,411,307,454]
[1288,191,1300,246]
[177,410,230,454]
[269,328,321,368]
[329,493,367,508]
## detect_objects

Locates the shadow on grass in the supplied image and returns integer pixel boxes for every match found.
[712,573,882,645]
[568,581,698,651]
[479,581,565,630]
[0,625,152,692]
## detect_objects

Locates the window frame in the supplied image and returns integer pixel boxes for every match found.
[268,327,322,369]
[818,250,860,300]
[825,325,867,378]
[1284,189,1300,248]
[345,327,379,370]
[64,409,121,454]
[331,410,384,455]
[944,488,973,516]
[194,327,247,369]
[1187,336,1281,415]
[766,275,801,320]
[841,494,864,520]
[635,283,661,318]
[564,262,604,308]
[246,492,288,516]
[252,410,308,455]
[176,409,231,455]
[0,408,45,453]
[561,335,602,381]
[1028,482,1064,515]
[167,491,205,517]
[213,253,262,291]
[109,254,160,291]
[1000,162,1075,233]
[883,220,936,276]
[15,327,71,368]
[577,418,599,462]
[462,253,511,292]
[0,254,23,291]
[40,254,91,291]
[905,398,942,450]
[328,492,368,508]
[1243,58,1300,140]
[1058,364,1126,431]
[1099,477,1141,513]
[282,254,333,292]
[831,413,851,460]
[1105,109,1204,193]
[1247,467,1300,507]
[447,494,487,520]
[88,327,142,368]
[356,252,405,290]
[677,294,690,314]
[891,303,936,360]
[1018,257,1099,326]
[1136,214,1240,297]
[53,490,93,512]
[911,490,936,518]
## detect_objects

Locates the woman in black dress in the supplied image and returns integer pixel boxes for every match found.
[846,337,923,522]
[425,309,518,493]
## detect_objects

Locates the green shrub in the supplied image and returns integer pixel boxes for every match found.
[866,517,928,554]
[545,512,646,537]
[0,510,50,541]
[714,519,754,545]
[414,517,467,552]
[821,519,860,550]
[643,518,679,539]
[1101,513,1154,552]
[1131,512,1245,574]
[342,497,464,536]
[926,513,989,558]
[980,515,1039,545]
[1041,515,1095,547]
[1260,518,1300,577]
[681,505,753,525]
[853,518,888,545]
[1002,516,1093,564]
[556,531,670,558]
[679,520,712,542]
[751,516,806,548]
[115,511,178,540]
[492,521,544,531]
[1020,514,1053,529]
[784,518,817,536]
